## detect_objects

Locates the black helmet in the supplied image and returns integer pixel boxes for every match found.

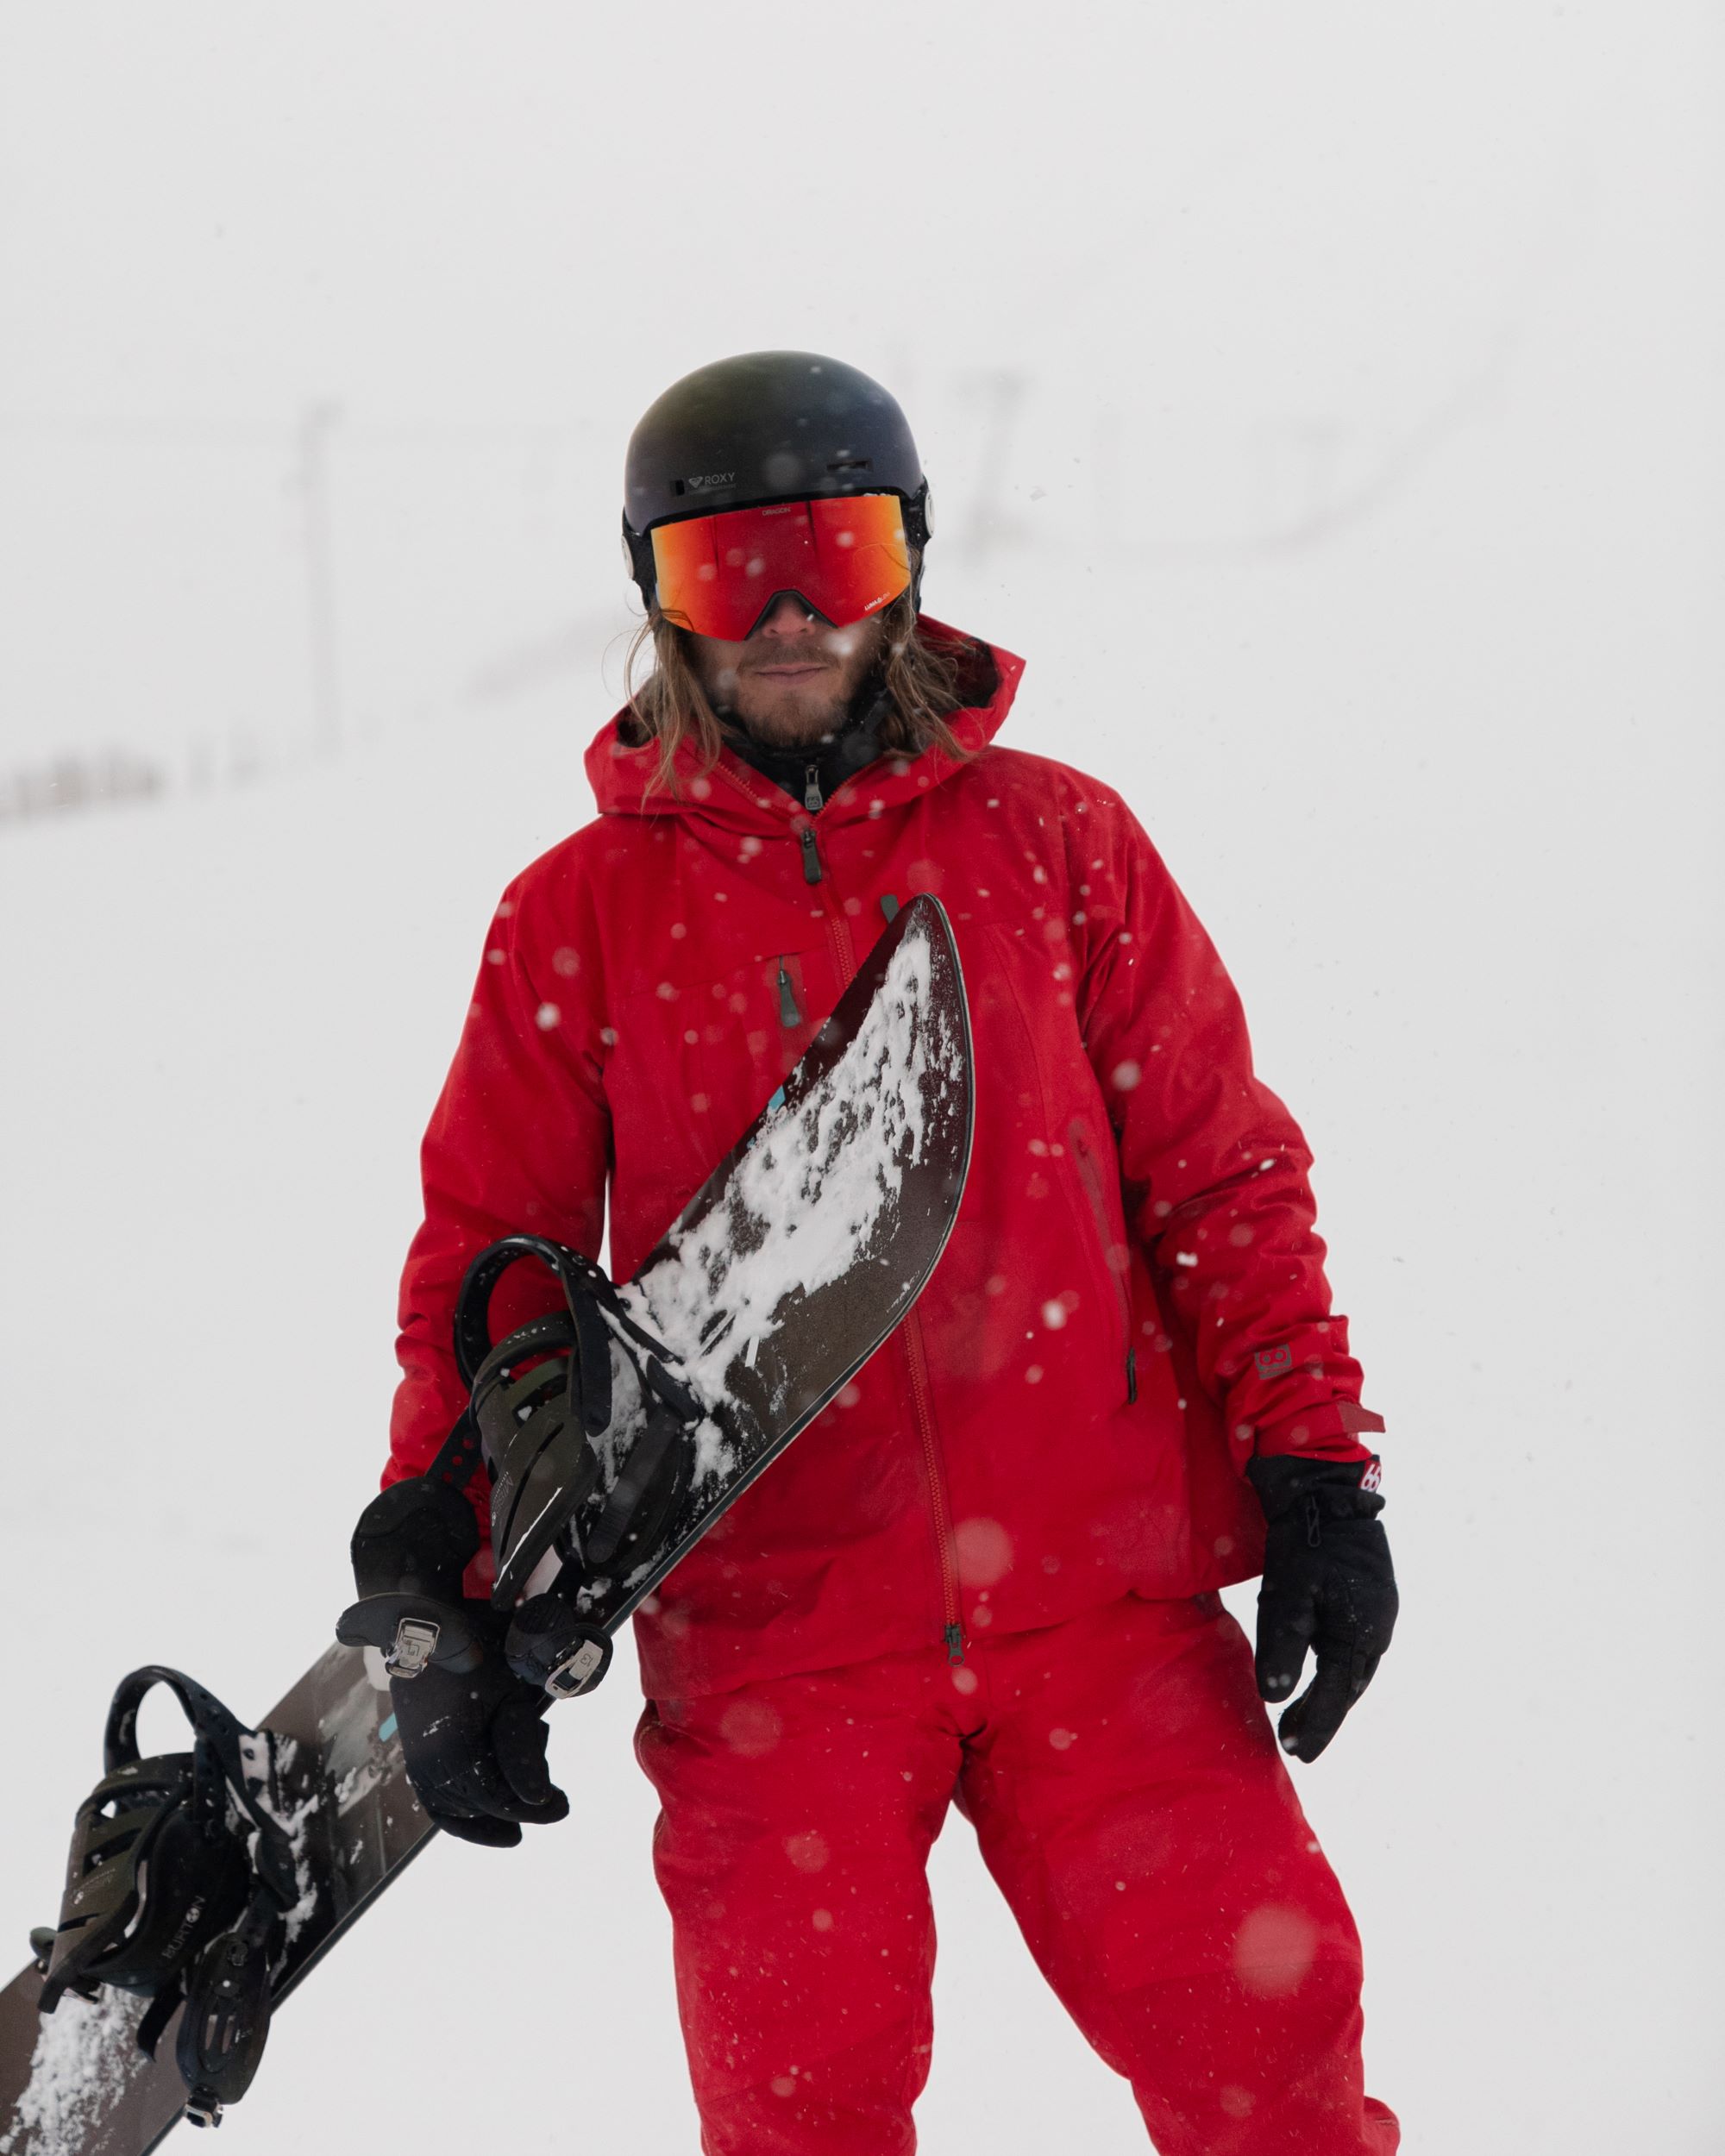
[622,350,932,619]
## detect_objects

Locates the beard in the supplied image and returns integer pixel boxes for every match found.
[726,664,852,745]
[699,613,888,748]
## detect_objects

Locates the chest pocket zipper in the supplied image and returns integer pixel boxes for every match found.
[1069,1119,1137,1404]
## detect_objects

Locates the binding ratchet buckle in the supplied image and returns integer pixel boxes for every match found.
[544,1637,607,1699]
[386,1616,441,1680]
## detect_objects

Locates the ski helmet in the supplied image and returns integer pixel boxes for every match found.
[622,350,932,633]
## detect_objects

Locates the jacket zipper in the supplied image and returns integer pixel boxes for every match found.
[708,755,962,1658]
[791,793,953,1656]
[1070,1119,1137,1404]
[902,1309,965,1662]
[799,803,856,978]
[700,755,852,1022]
[796,756,828,883]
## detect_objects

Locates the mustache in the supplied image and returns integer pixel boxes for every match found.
[738,649,839,674]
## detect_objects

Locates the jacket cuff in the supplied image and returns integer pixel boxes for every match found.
[1250,1398,1385,1464]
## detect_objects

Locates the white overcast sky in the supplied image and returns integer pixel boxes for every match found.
[3,2,1718,774]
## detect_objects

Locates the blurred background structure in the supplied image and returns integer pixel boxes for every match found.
[2,5,1721,2151]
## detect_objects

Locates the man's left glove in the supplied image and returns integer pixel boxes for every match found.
[1245,1455,1398,1764]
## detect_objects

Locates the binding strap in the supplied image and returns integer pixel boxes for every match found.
[450,1234,703,1608]
[39,1668,297,2022]
[454,1233,700,1426]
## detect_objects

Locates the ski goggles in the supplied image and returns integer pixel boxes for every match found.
[633,491,918,642]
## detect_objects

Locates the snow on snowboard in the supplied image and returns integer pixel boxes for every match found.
[1,893,973,2156]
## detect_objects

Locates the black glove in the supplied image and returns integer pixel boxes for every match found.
[1245,1455,1397,1764]
[337,1470,570,1848]
[383,1604,569,1848]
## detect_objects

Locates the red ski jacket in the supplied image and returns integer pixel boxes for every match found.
[385,621,1383,1699]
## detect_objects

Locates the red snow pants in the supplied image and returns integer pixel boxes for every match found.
[636,1593,1397,2155]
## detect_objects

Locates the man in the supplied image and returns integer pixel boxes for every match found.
[373,351,1400,2153]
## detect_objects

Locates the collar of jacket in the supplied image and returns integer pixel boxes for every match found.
[583,617,1026,834]
[718,682,895,805]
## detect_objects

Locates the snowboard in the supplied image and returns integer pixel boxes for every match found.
[0,893,973,2156]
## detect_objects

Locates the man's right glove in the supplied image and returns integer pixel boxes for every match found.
[376,1600,570,1848]
[336,1472,572,1848]
[1245,1455,1398,1764]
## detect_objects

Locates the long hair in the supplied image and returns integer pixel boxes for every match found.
[621,580,978,797]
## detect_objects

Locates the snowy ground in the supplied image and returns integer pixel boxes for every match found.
[3,6,1722,2151]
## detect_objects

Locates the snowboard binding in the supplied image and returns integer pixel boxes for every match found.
[341,1234,706,1701]
[34,1665,299,2128]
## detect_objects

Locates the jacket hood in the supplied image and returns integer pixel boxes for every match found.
[583,617,1026,833]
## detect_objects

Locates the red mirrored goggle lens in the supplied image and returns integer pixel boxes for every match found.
[649,493,912,641]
